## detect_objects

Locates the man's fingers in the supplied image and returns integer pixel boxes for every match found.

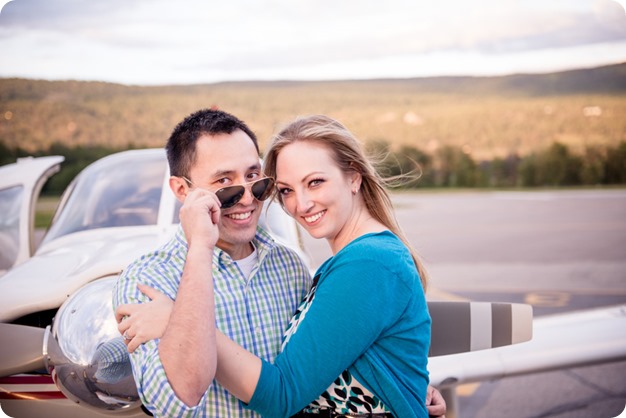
[117,320,128,334]
[127,339,139,353]
[137,283,162,301]
[210,203,221,224]
[115,304,132,323]
[197,192,221,225]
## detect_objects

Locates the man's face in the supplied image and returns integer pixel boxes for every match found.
[186,130,263,259]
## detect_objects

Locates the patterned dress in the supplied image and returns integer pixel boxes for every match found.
[282,275,392,415]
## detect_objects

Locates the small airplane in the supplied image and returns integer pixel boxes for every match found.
[0,150,623,418]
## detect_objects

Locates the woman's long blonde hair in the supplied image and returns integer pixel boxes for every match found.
[264,115,428,290]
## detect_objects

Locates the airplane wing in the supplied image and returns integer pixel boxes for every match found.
[428,301,532,357]
[429,303,626,387]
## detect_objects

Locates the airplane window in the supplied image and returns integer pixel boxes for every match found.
[44,152,167,243]
[0,185,23,272]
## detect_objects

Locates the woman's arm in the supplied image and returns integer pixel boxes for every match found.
[117,295,443,416]
[233,254,416,417]
[214,331,262,403]
[118,242,426,416]
[248,262,405,415]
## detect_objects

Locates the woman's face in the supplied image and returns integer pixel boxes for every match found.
[275,141,359,245]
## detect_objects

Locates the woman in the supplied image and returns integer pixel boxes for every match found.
[119,115,432,417]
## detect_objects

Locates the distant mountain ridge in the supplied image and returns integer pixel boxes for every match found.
[461,62,626,95]
[213,62,626,95]
[1,62,625,98]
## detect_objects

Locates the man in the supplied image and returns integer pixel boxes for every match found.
[113,109,445,417]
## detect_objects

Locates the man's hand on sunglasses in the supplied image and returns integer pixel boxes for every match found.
[180,187,222,251]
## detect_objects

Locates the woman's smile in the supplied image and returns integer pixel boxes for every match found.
[303,209,326,225]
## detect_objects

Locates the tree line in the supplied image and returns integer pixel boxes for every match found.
[371,140,626,188]
[1,140,625,195]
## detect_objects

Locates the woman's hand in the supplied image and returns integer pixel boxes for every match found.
[115,284,174,353]
[426,385,446,418]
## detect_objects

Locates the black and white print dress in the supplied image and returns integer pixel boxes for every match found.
[281,276,392,415]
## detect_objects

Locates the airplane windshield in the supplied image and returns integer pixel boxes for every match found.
[44,151,166,243]
[0,185,23,272]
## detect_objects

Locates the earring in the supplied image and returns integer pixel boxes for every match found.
[352,188,358,195]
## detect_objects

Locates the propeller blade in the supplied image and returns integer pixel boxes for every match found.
[0,323,46,377]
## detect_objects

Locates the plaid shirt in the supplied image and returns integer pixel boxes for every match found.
[113,225,312,418]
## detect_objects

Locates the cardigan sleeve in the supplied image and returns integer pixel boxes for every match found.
[246,249,415,417]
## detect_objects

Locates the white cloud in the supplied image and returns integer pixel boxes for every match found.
[0,0,625,84]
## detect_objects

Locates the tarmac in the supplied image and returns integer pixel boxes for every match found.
[302,189,626,418]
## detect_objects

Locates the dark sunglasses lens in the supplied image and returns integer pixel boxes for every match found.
[216,186,245,208]
[252,178,274,201]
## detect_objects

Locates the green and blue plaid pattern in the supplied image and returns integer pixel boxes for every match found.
[113,225,311,417]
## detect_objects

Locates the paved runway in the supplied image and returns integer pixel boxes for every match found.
[301,189,626,418]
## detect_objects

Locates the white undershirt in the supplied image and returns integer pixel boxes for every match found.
[234,244,258,280]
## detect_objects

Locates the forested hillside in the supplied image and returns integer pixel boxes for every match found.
[1,63,625,190]
[1,62,624,155]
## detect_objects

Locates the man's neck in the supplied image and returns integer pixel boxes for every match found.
[216,240,255,261]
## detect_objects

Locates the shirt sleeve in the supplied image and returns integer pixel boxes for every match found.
[112,258,210,418]
[246,253,414,417]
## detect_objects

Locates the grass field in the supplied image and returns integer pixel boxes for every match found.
[35,196,60,229]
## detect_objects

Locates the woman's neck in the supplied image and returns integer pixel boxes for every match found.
[329,208,387,254]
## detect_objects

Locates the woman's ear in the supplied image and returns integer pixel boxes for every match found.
[169,176,188,202]
[350,171,362,194]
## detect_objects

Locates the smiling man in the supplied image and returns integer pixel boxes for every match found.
[113,109,312,417]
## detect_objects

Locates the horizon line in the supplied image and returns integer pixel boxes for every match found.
[1,61,624,88]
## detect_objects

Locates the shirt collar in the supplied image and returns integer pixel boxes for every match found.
[173,224,276,266]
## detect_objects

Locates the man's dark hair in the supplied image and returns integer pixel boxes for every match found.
[165,108,259,177]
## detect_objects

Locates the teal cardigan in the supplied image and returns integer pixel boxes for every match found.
[247,231,431,418]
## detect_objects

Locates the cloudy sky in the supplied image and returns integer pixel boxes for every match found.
[0,0,625,85]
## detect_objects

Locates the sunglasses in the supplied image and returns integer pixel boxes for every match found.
[182,176,275,209]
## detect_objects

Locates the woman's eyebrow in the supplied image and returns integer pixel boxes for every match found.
[302,171,325,181]
[276,171,325,186]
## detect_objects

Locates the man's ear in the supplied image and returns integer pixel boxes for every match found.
[169,176,188,203]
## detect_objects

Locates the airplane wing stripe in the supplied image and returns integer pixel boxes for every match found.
[511,303,533,344]
[427,301,533,357]
[491,303,513,347]
[470,302,492,351]
[428,301,471,356]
